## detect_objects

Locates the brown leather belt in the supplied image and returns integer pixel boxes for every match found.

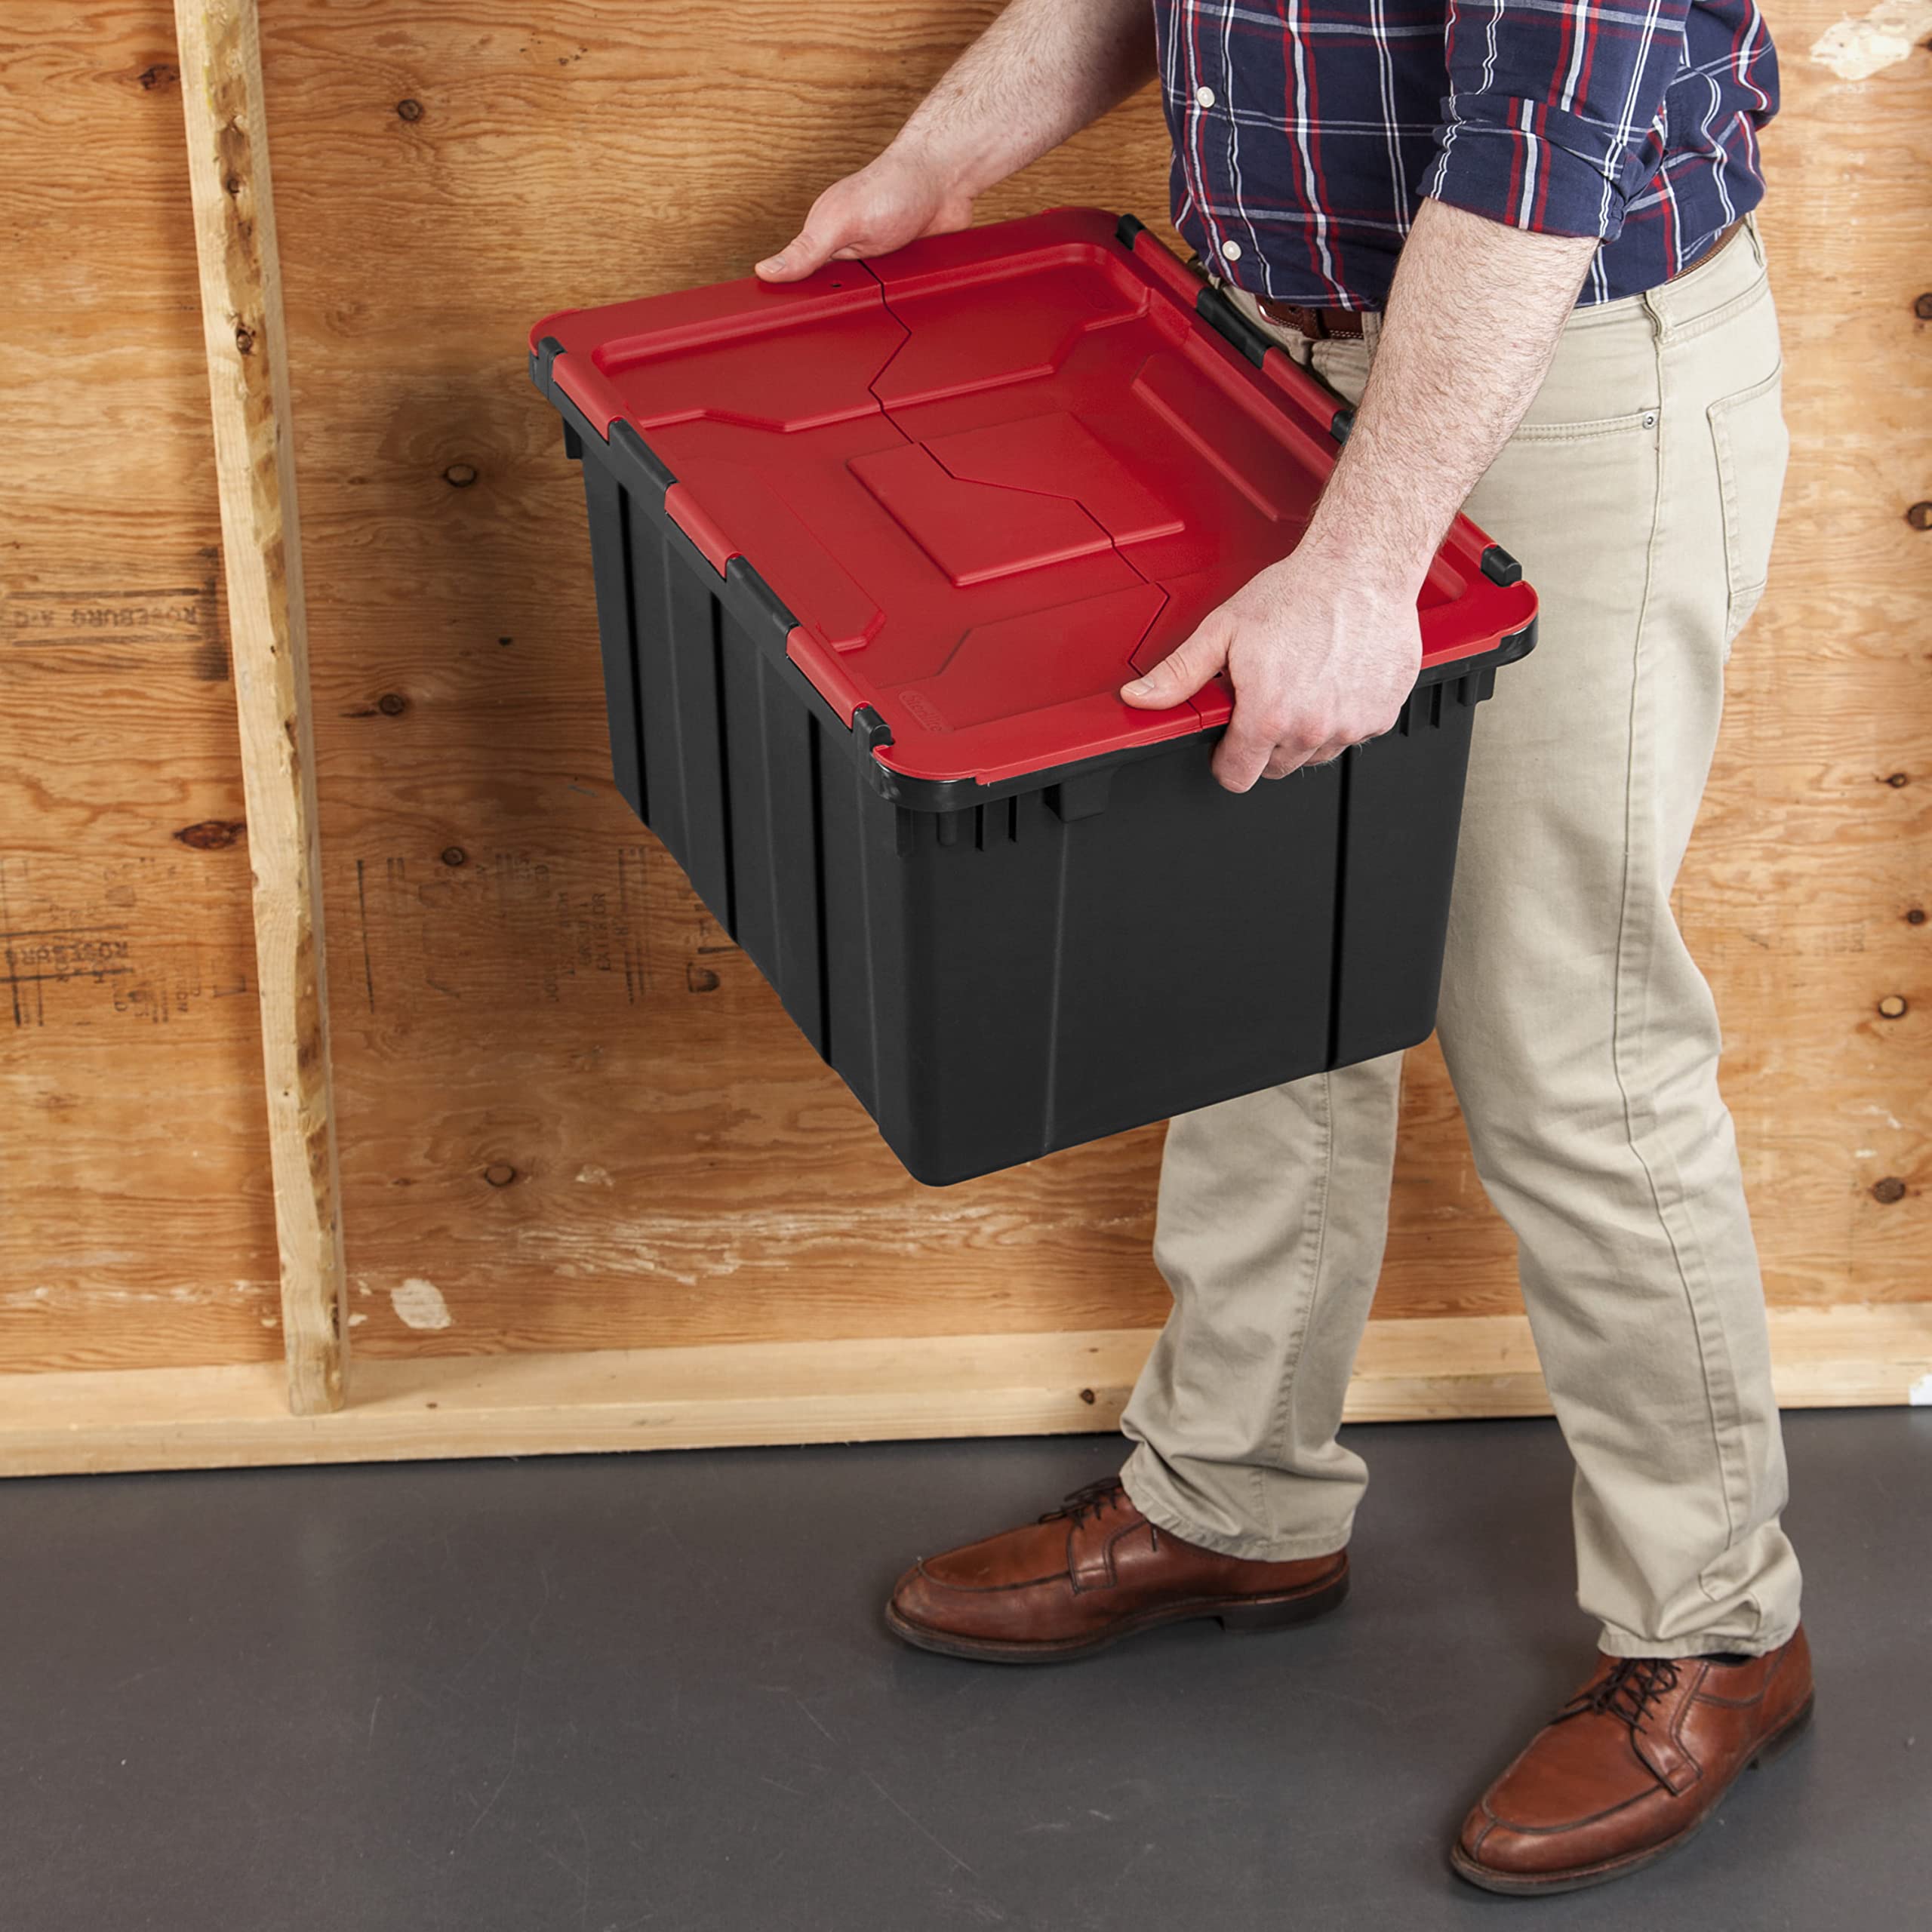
[1254,297,1364,340]
[1251,217,1749,343]
[1673,216,1748,281]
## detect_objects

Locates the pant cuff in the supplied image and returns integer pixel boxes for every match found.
[1598,1621,1801,1661]
[1119,1454,1352,1564]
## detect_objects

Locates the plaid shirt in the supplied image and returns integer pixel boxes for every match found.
[1153,0,1779,309]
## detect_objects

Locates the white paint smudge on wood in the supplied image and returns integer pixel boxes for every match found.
[390,1278,454,1330]
[1810,0,1932,80]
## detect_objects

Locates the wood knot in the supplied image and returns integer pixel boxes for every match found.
[483,1164,517,1189]
[686,963,721,993]
[1907,909,1926,927]
[443,463,479,488]
[1918,294,1932,322]
[1908,502,1932,533]
[441,846,468,868]
[234,323,257,355]
[1871,1177,1908,1205]
[1878,995,1909,1020]
[1078,1387,1097,1405]
[137,63,179,91]
[174,819,247,851]
[1884,772,1911,788]
[377,691,408,716]
[396,97,425,122]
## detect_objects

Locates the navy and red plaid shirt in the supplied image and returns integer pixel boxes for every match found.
[1152,0,1778,309]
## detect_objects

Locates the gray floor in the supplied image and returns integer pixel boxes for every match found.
[1,1410,1926,1932]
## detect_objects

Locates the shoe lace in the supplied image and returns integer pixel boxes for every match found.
[1561,1657,1682,1730]
[1041,1478,1130,1530]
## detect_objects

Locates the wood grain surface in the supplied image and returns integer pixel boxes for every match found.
[0,6,283,1373]
[2,0,1927,1383]
[6,1301,1927,1478]
[272,2,1189,1364]
[174,0,348,1411]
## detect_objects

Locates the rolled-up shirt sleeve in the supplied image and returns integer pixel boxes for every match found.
[1420,0,1695,241]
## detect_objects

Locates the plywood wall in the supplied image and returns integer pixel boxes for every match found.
[1,7,281,1371]
[3,0,1927,1379]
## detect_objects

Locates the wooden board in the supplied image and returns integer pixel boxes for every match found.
[1695,14,1932,1312]
[269,0,1931,1357]
[5,1302,1927,1478]
[173,0,349,1411]
[0,5,283,1374]
[269,4,1189,1361]
[2,1,1927,1427]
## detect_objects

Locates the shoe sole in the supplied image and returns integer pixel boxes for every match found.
[1449,1691,1817,1897]
[884,1564,1349,1664]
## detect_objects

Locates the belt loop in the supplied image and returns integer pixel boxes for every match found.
[1641,280,1669,344]
[1744,211,1766,269]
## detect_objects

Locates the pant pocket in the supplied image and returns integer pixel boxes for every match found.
[1509,406,1657,445]
[1708,362,1788,654]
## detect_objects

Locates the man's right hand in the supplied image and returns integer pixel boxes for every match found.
[751,0,1156,281]
[755,147,975,282]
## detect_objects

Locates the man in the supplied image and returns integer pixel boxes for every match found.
[758,0,1806,1895]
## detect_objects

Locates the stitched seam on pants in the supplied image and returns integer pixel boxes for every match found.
[1614,298,1749,1576]
[1651,277,1772,350]
[1257,1072,1336,1537]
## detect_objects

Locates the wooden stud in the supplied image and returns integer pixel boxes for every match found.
[172,0,346,1414]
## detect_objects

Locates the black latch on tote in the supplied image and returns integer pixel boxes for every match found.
[851,706,894,756]
[530,332,568,393]
[1479,544,1524,587]
[613,422,677,498]
[1195,284,1273,369]
[723,555,799,645]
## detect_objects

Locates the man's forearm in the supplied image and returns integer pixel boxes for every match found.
[1120,198,1598,787]
[755,0,1152,283]
[1301,199,1598,592]
[891,0,1156,196]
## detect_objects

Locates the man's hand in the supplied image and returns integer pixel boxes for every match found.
[1122,546,1421,792]
[750,0,1155,281]
[1123,200,1597,795]
[755,147,974,283]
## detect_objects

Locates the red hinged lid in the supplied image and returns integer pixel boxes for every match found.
[533,208,1537,786]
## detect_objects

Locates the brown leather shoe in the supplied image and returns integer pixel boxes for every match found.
[1453,1627,1815,1895]
[885,1477,1348,1663]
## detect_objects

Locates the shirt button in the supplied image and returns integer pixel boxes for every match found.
[1195,85,1216,108]
[1220,238,1242,262]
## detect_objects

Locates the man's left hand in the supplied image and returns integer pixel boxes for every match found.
[1120,544,1423,792]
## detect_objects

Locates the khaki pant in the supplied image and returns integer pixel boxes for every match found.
[1120,220,1801,1660]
